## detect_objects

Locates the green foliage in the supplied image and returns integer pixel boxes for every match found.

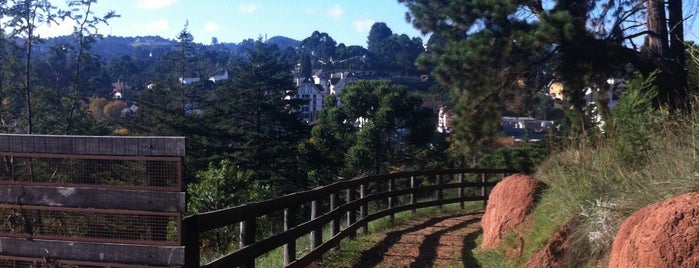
[401,0,690,154]
[478,144,548,174]
[200,40,310,193]
[367,22,423,74]
[187,159,273,257]
[688,42,699,96]
[188,159,272,213]
[607,72,659,166]
[304,80,436,180]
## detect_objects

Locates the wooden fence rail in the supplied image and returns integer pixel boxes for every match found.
[0,134,186,267]
[183,168,517,268]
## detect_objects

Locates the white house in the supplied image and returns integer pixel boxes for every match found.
[208,70,229,83]
[296,78,325,123]
[179,77,201,85]
[330,72,358,106]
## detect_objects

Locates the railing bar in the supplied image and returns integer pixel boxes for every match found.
[0,181,180,192]
[0,204,180,217]
[0,152,182,162]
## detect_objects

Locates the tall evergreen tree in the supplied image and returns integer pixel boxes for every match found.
[201,41,309,193]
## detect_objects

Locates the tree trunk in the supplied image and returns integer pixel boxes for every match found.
[667,0,687,110]
[645,0,669,59]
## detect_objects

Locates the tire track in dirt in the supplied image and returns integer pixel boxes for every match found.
[352,212,483,268]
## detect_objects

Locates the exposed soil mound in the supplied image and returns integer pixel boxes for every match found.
[480,173,546,250]
[608,192,699,268]
[524,220,575,268]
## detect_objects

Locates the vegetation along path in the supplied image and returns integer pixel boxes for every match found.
[319,211,483,268]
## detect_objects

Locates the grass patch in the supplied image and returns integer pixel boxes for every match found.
[475,74,699,267]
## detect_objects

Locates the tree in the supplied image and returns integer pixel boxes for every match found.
[367,22,394,71]
[400,0,693,156]
[187,159,273,256]
[5,0,59,133]
[201,40,309,193]
[394,34,423,75]
[305,80,434,179]
[301,31,336,68]
[64,0,118,134]
[298,94,352,185]
[176,21,195,115]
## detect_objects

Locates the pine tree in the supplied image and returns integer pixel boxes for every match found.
[201,41,309,193]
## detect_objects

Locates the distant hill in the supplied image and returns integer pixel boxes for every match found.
[36,35,298,62]
[38,35,178,61]
[266,36,301,50]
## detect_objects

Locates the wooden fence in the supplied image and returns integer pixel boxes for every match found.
[183,168,517,268]
[0,134,186,267]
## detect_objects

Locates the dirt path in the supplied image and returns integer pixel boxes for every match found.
[351,211,483,268]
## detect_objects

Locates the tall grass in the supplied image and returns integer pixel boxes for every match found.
[477,73,699,267]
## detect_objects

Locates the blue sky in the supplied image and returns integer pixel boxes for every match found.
[36,0,698,47]
[38,0,427,47]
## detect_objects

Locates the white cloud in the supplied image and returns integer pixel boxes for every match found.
[353,19,375,33]
[203,22,219,33]
[327,4,344,20]
[135,0,175,10]
[143,19,170,32]
[238,3,260,13]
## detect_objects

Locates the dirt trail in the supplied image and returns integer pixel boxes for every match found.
[351,211,483,268]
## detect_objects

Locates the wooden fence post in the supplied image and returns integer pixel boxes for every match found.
[410,176,416,215]
[459,173,465,209]
[360,183,368,234]
[436,174,443,209]
[240,218,256,268]
[346,187,356,239]
[388,177,395,222]
[330,192,340,242]
[481,173,487,209]
[311,199,322,251]
[284,207,296,266]
[183,217,200,268]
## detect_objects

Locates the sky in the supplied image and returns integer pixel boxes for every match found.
[37,0,428,47]
[35,0,699,47]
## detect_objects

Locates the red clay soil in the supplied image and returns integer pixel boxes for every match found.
[480,174,546,250]
[523,220,575,268]
[608,191,699,268]
[351,212,483,268]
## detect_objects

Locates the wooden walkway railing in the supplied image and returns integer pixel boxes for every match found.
[0,134,186,267]
[183,168,517,268]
